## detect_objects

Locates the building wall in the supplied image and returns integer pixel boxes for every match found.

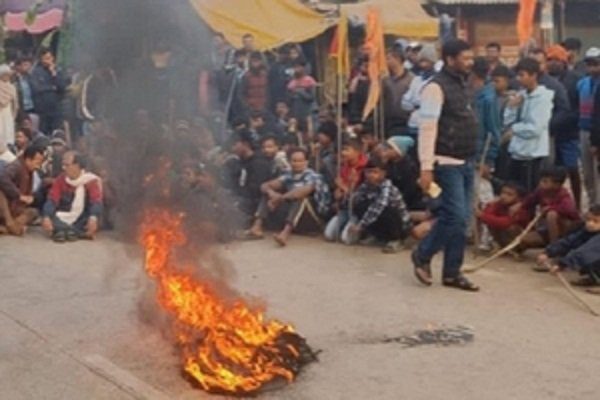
[437,2,600,66]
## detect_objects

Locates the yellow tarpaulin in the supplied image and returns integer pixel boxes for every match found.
[343,0,439,39]
[189,0,336,50]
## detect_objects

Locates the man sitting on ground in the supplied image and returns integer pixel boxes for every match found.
[42,151,103,242]
[536,204,600,290]
[0,145,45,235]
[346,157,412,253]
[248,147,330,246]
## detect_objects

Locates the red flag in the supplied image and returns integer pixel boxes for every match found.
[517,0,537,46]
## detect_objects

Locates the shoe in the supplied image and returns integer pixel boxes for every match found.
[411,251,432,286]
[66,230,79,242]
[382,240,403,254]
[359,235,378,246]
[52,231,67,243]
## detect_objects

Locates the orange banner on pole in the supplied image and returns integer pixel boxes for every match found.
[362,7,387,121]
[328,13,350,78]
[517,0,537,46]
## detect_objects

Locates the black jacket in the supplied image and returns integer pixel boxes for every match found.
[30,64,68,115]
[539,73,574,138]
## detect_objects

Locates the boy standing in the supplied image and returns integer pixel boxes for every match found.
[503,58,554,192]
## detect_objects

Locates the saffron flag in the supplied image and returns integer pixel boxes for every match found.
[362,7,387,121]
[328,14,350,78]
[517,0,536,47]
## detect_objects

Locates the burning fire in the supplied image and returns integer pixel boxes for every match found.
[140,209,314,394]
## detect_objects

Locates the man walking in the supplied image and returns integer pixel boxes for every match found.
[412,39,479,292]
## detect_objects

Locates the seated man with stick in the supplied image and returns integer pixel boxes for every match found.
[42,151,103,242]
[248,147,330,247]
[536,204,600,290]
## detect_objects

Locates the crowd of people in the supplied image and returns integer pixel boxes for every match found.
[0,32,599,293]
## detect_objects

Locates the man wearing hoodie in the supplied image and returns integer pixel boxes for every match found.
[528,48,572,167]
[503,58,554,193]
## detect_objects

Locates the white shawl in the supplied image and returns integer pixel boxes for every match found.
[56,171,101,225]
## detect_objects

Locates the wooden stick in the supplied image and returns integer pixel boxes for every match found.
[555,272,600,317]
[464,212,543,273]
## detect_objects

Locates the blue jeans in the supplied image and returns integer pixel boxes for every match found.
[415,162,474,278]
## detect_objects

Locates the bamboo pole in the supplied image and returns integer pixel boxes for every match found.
[464,212,543,273]
[555,271,599,317]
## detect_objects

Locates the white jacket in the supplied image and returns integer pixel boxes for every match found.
[504,85,554,160]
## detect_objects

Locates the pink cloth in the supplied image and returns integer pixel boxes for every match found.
[4,9,64,34]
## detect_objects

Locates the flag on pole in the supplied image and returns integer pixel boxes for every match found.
[328,13,350,78]
[517,0,537,46]
[362,7,387,121]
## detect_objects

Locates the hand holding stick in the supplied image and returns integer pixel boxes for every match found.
[464,212,543,273]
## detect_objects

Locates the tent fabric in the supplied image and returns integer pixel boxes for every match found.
[1,0,66,13]
[188,0,336,50]
[4,9,64,33]
[342,0,439,39]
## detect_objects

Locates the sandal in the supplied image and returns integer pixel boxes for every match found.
[411,251,432,286]
[571,276,598,287]
[532,263,550,273]
[443,274,480,292]
[239,230,264,241]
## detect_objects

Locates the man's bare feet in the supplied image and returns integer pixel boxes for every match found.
[273,226,292,247]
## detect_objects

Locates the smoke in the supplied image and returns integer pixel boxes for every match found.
[70,0,244,309]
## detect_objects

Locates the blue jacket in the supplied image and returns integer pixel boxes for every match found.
[546,227,600,273]
[30,64,68,116]
[504,85,554,160]
[475,84,502,166]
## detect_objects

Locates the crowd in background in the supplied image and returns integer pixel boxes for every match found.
[0,32,599,291]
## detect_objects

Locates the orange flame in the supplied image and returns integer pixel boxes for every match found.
[140,209,302,394]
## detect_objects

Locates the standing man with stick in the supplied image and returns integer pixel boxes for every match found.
[411,39,480,292]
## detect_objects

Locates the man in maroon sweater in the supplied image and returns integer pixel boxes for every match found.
[0,145,45,235]
[42,151,103,242]
[517,167,581,251]
[239,51,270,116]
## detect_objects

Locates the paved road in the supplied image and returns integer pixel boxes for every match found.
[1,231,599,400]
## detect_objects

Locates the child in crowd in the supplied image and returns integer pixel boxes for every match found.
[261,135,290,177]
[536,205,600,289]
[345,158,412,253]
[313,120,337,189]
[358,125,379,154]
[517,167,581,252]
[324,138,368,241]
[477,182,530,248]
